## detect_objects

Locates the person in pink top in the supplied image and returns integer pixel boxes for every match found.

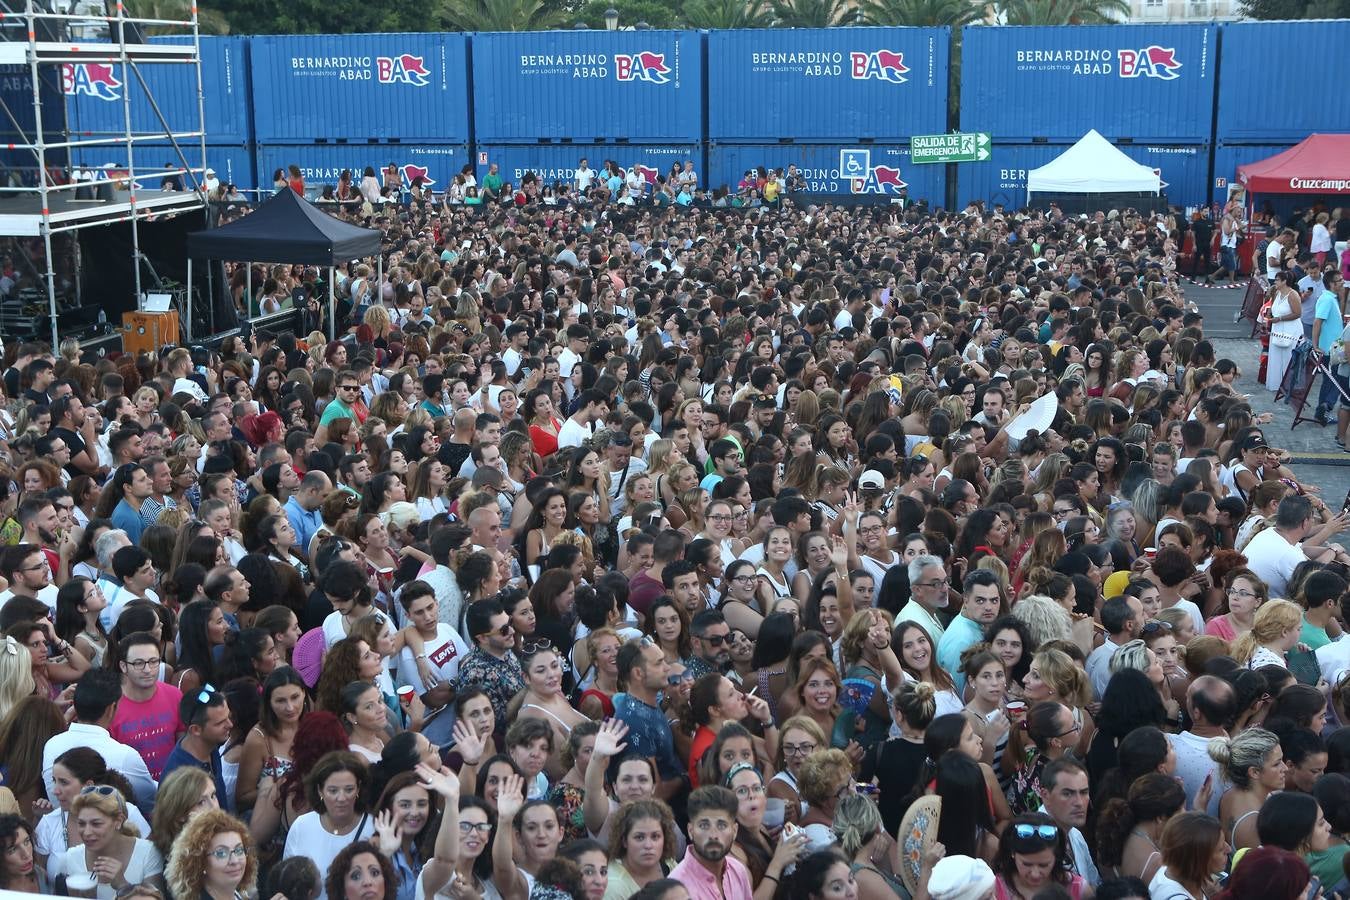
[669,786,755,900]
[1204,569,1267,643]
[992,814,1087,900]
[109,631,183,780]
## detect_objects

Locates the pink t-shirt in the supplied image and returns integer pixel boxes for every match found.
[1204,614,1238,642]
[110,683,184,780]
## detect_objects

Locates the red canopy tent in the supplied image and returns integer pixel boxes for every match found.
[1238,134,1350,195]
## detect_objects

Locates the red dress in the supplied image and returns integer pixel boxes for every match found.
[529,418,562,458]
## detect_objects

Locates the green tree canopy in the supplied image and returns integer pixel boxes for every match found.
[996,0,1127,23]
[679,0,767,29]
[574,0,678,28]
[861,0,980,26]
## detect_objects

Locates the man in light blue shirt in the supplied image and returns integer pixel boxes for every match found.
[1313,270,1346,423]
[937,570,1004,692]
[284,470,329,553]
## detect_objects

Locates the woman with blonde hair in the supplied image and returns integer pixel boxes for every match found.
[165,809,255,900]
[63,785,165,896]
[832,793,907,900]
[794,390,821,429]
[150,767,220,860]
[1210,727,1285,850]
[1231,599,1304,669]
[642,440,680,508]
[1109,638,1180,722]
[796,748,855,850]
[362,305,393,344]
[1011,593,1074,652]
[0,636,35,723]
[368,393,408,432]
[1014,529,1066,595]
[1031,453,1071,511]
[1021,647,1096,756]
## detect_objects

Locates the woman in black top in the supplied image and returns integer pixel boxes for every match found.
[862,680,936,834]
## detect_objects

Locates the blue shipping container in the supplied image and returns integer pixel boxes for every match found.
[475,144,701,191]
[470,30,702,144]
[955,142,1209,211]
[959,24,1216,143]
[1211,143,1291,207]
[250,34,469,143]
[255,144,468,196]
[706,143,946,207]
[1217,22,1350,143]
[0,65,65,141]
[70,144,258,193]
[706,27,949,142]
[64,36,251,145]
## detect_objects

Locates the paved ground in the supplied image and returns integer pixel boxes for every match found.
[1183,278,1350,545]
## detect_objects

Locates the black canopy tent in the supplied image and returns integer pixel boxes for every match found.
[185,188,382,339]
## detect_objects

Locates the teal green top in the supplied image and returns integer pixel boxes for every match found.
[1300,617,1331,651]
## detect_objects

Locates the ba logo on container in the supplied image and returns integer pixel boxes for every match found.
[1118,47,1181,80]
[850,51,908,84]
[851,165,908,195]
[614,52,670,83]
[62,63,121,100]
[377,55,430,86]
[400,164,436,187]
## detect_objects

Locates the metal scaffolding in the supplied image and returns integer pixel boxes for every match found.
[0,0,208,348]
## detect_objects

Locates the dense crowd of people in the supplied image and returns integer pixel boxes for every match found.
[0,187,1344,900]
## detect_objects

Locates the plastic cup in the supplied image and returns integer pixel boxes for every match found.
[1144,547,1157,559]
[1006,700,1027,715]
[66,873,98,893]
[397,685,416,704]
[763,798,786,828]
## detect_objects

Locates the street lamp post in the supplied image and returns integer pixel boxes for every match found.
[605,7,619,29]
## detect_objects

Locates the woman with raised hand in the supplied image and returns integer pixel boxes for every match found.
[491,773,562,900]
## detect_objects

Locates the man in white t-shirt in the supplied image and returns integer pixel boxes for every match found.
[1267,228,1294,280]
[557,389,609,451]
[397,581,468,747]
[166,347,208,406]
[501,323,529,378]
[574,158,596,194]
[1245,494,1321,599]
[624,166,645,200]
[557,325,589,400]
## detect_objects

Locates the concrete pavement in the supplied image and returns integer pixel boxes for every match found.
[1183,278,1350,543]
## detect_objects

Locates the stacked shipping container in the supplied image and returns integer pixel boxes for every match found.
[705,27,949,206]
[1210,21,1346,208]
[249,33,470,197]
[469,31,703,195]
[64,35,252,190]
[59,23,1350,213]
[957,24,1216,211]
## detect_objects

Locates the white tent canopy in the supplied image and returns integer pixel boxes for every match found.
[1026,129,1162,200]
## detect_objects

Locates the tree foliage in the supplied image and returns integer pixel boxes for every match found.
[575,0,678,29]
[129,0,231,33]
[1240,0,1350,17]
[679,0,767,29]
[861,0,980,27]
[207,0,424,33]
[436,0,566,31]
[768,0,854,27]
[995,0,1128,23]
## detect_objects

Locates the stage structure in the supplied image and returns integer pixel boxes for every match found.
[0,0,208,347]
